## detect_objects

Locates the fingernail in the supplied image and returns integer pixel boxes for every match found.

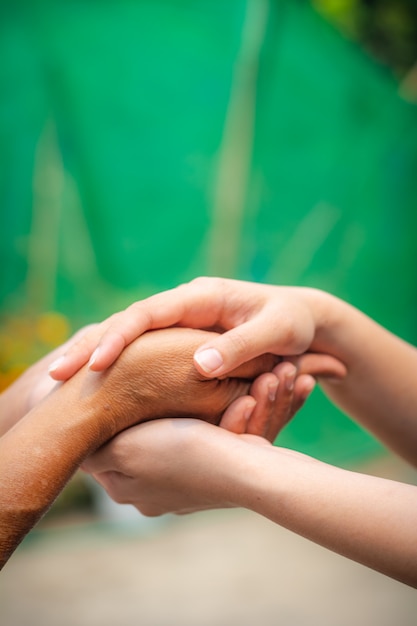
[285,366,297,391]
[88,348,100,368]
[268,380,279,402]
[48,356,65,374]
[244,399,257,421]
[194,348,223,374]
[303,379,316,398]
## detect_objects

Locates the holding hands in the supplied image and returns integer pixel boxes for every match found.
[49,277,342,380]
[6,275,417,585]
[50,275,417,465]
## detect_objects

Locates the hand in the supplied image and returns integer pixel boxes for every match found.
[48,277,331,381]
[82,418,270,516]
[92,324,345,440]
[0,324,278,568]
[228,350,347,441]
[210,359,314,441]
[27,325,98,410]
[85,326,281,437]
[82,351,345,515]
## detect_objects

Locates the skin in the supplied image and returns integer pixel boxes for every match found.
[83,417,417,587]
[2,323,340,571]
[49,276,417,586]
[0,326,96,438]
[0,327,282,570]
[50,277,417,466]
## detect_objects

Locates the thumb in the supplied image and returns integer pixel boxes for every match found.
[289,353,347,380]
[193,321,279,377]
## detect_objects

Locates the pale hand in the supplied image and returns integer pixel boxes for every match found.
[48,278,333,381]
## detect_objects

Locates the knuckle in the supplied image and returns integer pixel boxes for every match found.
[67,333,93,357]
[276,316,300,352]
[226,330,250,355]
[189,275,222,293]
[124,301,154,330]
[71,323,97,342]
[189,275,210,287]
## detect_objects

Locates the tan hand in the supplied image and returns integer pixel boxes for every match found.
[90,326,278,436]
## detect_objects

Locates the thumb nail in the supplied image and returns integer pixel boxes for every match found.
[194,348,224,374]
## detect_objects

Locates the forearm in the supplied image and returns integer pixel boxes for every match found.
[0,370,116,570]
[83,418,417,586]
[0,343,66,437]
[0,327,256,569]
[232,443,417,587]
[306,289,417,466]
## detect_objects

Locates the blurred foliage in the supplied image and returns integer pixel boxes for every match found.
[313,0,417,76]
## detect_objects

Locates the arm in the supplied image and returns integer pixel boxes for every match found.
[0,325,97,436]
[300,290,417,468]
[0,327,278,570]
[83,418,417,588]
[49,278,417,468]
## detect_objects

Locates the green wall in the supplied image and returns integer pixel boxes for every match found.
[1,0,416,462]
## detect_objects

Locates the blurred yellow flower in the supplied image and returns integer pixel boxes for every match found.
[0,311,71,391]
[36,312,70,347]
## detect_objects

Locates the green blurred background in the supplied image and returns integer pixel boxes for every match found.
[1,0,417,478]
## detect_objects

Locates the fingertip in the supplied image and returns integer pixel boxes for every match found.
[219,396,256,433]
[267,378,279,402]
[243,396,257,421]
[194,347,224,377]
[294,375,316,407]
[88,333,130,371]
[301,374,316,397]
[88,341,124,371]
[48,356,77,381]
[88,347,101,370]
[48,356,66,377]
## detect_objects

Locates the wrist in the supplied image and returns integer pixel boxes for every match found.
[303,288,352,358]
[214,438,280,510]
[236,444,322,517]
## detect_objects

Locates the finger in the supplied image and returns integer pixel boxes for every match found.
[224,353,281,380]
[245,373,279,439]
[48,280,228,379]
[219,396,257,434]
[80,449,111,475]
[289,353,347,379]
[290,374,316,416]
[78,281,231,373]
[90,470,134,506]
[48,321,114,380]
[193,318,278,378]
[263,362,298,441]
[193,305,313,379]
[80,425,132,474]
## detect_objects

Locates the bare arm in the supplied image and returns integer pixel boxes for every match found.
[0,326,96,436]
[0,327,278,570]
[84,418,417,588]
[304,290,417,467]
[49,278,417,468]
